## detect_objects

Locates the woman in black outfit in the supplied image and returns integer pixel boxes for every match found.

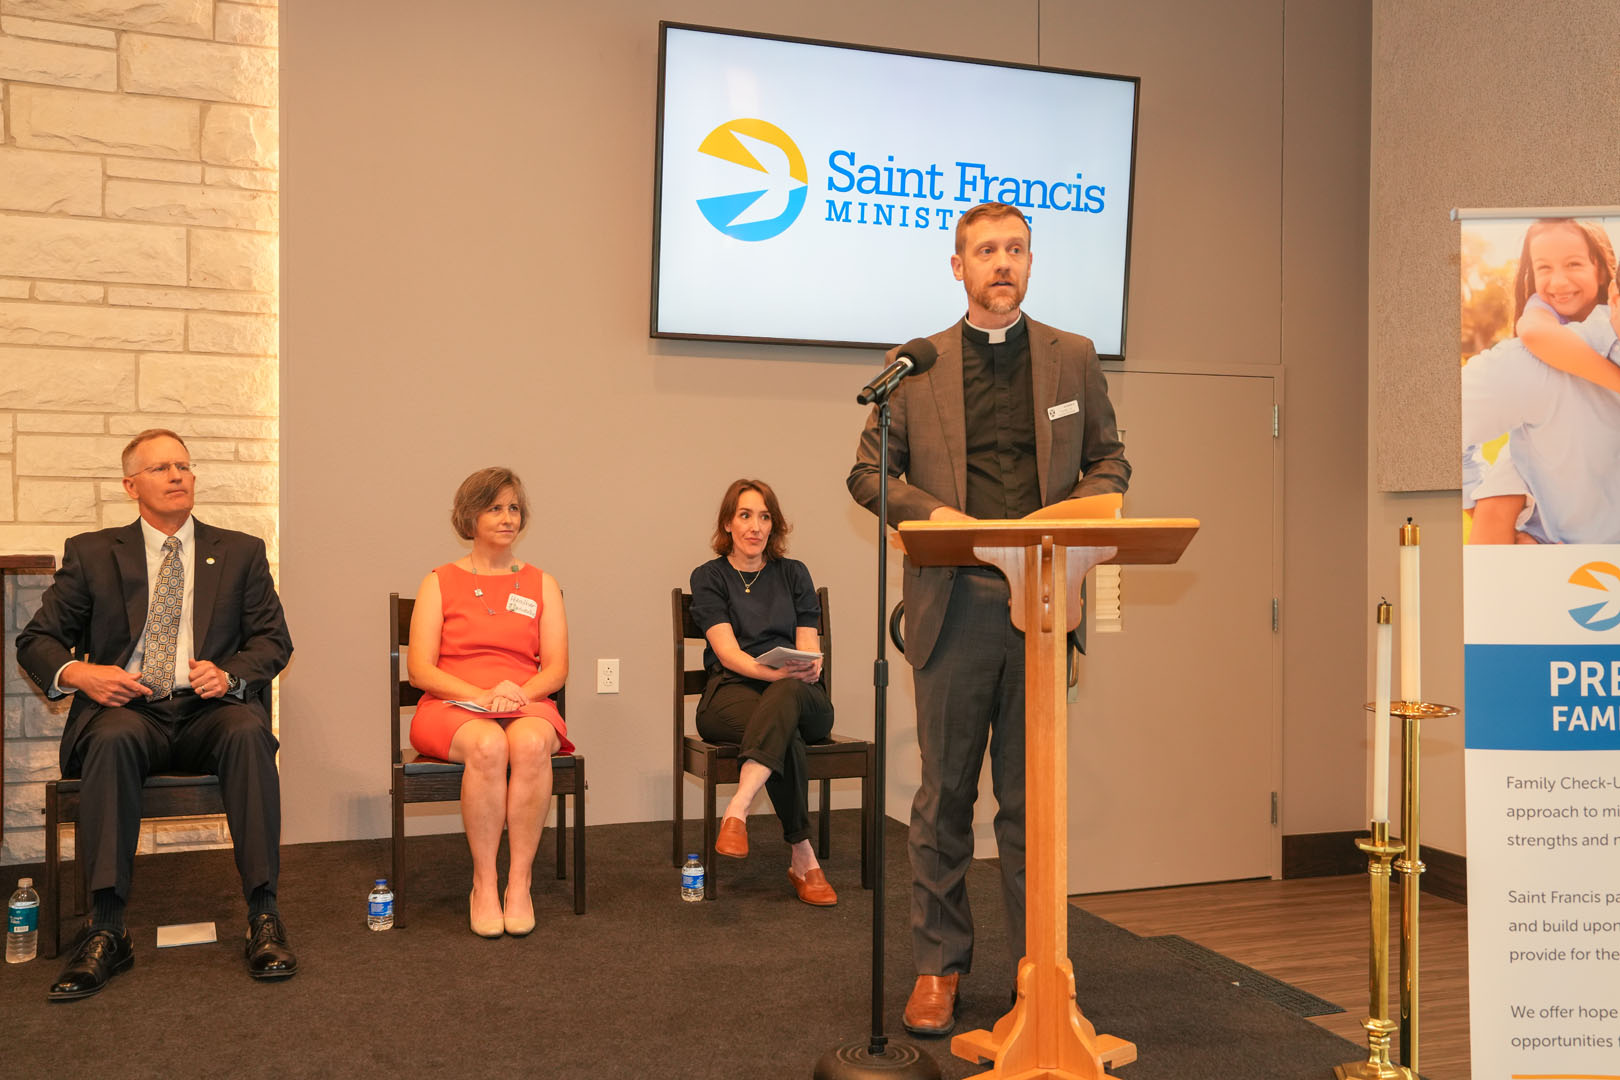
[689,478,837,905]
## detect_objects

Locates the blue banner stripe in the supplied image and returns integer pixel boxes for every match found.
[1466,644,1620,749]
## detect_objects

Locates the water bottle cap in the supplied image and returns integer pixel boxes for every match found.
[375,878,387,885]
[686,853,698,860]
[17,877,31,887]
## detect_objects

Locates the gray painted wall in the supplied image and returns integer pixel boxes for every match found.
[278,0,1372,866]
[1367,0,1620,854]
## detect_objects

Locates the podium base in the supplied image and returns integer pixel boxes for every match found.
[813,1041,942,1080]
[952,1028,1137,1078]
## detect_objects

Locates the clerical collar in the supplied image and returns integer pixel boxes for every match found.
[962,315,1027,346]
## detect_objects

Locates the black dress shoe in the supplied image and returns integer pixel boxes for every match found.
[47,926,134,1002]
[244,913,298,979]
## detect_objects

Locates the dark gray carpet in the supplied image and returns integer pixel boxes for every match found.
[1148,935,1345,1018]
[1,813,1361,1078]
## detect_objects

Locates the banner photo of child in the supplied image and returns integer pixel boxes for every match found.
[1460,216,1620,545]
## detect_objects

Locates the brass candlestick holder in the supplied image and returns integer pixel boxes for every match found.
[1388,699,1457,1075]
[1334,819,1411,1080]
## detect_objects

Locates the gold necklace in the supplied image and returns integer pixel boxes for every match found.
[734,561,764,594]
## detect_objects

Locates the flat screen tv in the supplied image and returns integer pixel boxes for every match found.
[652,23,1139,357]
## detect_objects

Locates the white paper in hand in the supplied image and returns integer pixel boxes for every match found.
[755,646,821,669]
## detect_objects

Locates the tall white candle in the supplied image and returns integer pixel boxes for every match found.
[1399,520,1421,704]
[1373,600,1393,823]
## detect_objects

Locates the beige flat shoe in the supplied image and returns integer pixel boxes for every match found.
[470,891,504,939]
[503,891,535,937]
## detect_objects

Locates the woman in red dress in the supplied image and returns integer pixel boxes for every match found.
[407,467,571,938]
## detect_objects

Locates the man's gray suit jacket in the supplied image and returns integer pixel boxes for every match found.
[847,316,1130,669]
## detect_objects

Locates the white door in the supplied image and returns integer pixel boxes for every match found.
[1065,370,1278,892]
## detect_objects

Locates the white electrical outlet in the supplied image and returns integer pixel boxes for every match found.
[597,658,619,694]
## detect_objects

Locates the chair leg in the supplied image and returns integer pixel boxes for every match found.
[817,778,832,861]
[673,750,685,869]
[554,786,567,881]
[572,758,586,916]
[43,785,61,959]
[391,774,407,930]
[702,751,718,900]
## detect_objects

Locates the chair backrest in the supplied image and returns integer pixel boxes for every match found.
[671,585,833,737]
[390,592,565,765]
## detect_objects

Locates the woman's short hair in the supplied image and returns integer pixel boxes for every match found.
[1513,218,1616,321]
[450,467,529,541]
[711,478,791,560]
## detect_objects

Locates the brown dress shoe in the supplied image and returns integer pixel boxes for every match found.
[903,974,959,1036]
[787,866,837,906]
[715,815,748,858]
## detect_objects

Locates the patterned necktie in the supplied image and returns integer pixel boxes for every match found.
[141,536,184,698]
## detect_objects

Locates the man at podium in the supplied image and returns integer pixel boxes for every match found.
[847,201,1130,1037]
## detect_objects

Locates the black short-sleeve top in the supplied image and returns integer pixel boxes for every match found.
[688,556,821,678]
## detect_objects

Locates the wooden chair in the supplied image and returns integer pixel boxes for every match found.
[672,586,874,899]
[390,592,585,924]
[39,627,272,958]
[42,770,226,958]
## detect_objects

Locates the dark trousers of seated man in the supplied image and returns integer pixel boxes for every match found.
[696,676,834,842]
[911,569,1027,978]
[70,692,281,905]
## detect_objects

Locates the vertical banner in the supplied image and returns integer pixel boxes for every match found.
[1460,210,1620,1077]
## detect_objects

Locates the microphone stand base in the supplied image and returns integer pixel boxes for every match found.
[814,1040,942,1080]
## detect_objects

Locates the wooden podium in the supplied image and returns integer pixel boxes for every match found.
[898,518,1200,1080]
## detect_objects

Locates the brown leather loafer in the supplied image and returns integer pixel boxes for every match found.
[903,973,959,1036]
[715,815,748,858]
[787,866,837,906]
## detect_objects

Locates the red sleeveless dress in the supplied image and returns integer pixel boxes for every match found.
[408,563,572,760]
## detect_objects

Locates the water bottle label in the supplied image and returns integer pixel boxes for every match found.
[680,870,703,889]
[9,902,38,934]
[368,899,393,917]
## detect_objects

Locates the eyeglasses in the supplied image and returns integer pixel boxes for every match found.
[128,462,193,478]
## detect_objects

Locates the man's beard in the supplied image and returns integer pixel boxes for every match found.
[974,283,1024,315]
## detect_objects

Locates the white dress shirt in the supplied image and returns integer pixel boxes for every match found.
[127,515,198,691]
[51,515,202,696]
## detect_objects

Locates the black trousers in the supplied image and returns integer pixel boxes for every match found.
[695,675,834,844]
[65,693,282,903]
[910,570,1027,976]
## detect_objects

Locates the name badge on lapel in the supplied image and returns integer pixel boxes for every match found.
[506,593,538,618]
[1047,399,1080,422]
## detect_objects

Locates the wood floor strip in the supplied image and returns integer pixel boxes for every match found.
[1072,874,1470,1079]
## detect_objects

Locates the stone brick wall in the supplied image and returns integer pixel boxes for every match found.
[1,0,278,866]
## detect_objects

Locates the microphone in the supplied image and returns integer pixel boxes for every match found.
[856,338,938,405]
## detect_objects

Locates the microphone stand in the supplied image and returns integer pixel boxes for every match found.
[814,395,940,1080]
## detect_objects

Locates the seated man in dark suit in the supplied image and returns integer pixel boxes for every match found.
[16,428,296,1001]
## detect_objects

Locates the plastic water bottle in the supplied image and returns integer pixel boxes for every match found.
[7,878,39,963]
[367,878,394,931]
[680,854,705,902]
